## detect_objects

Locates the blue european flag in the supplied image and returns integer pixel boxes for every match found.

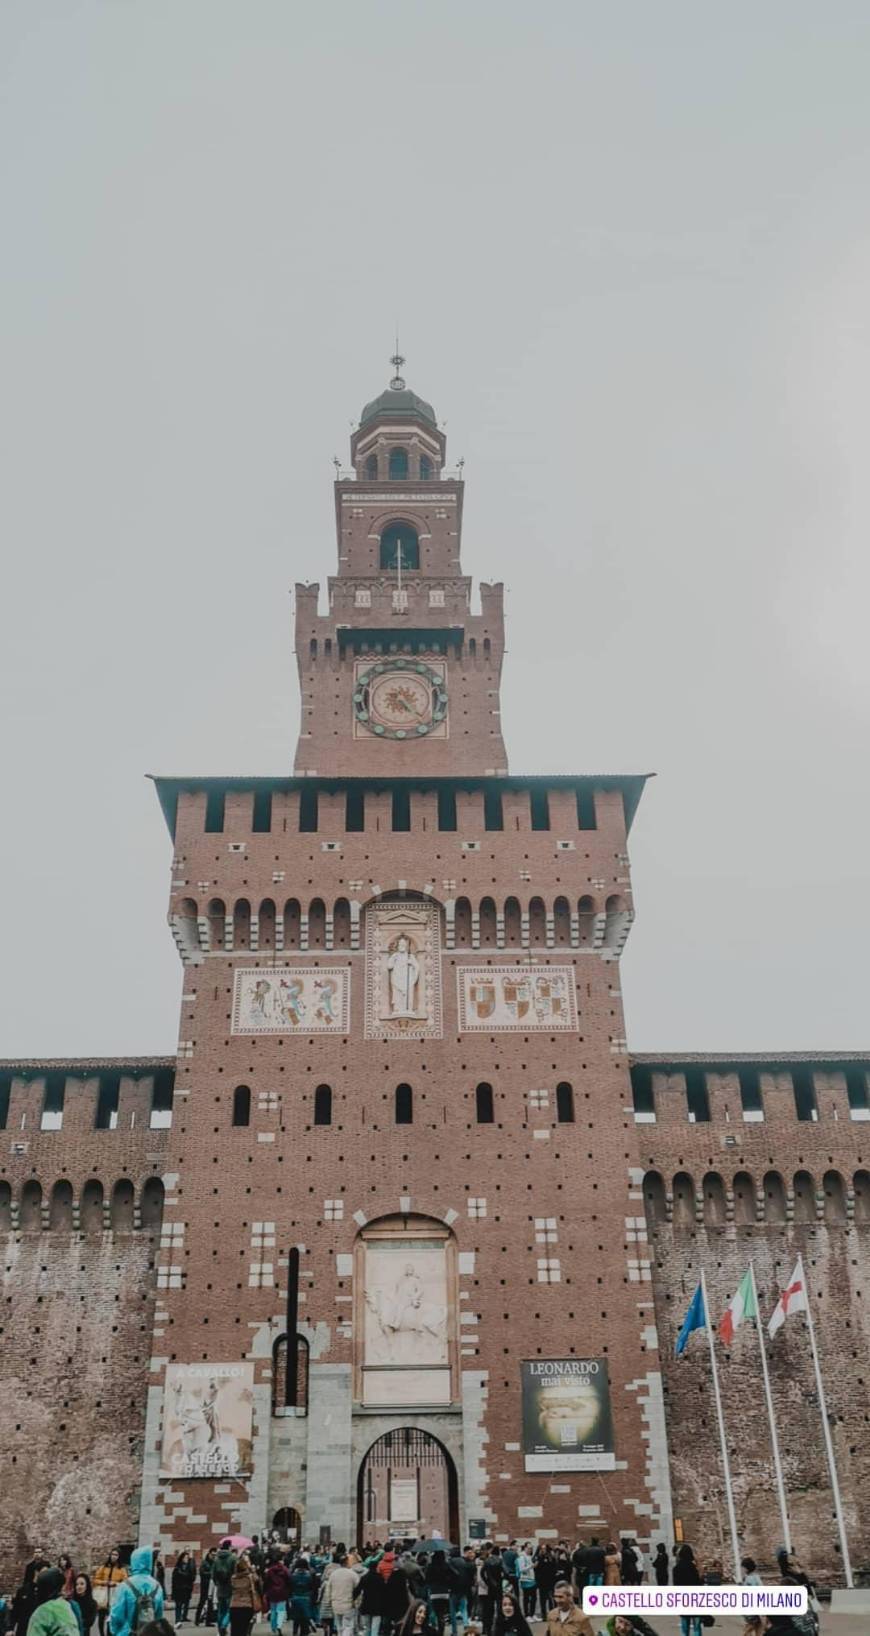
[675,1281,706,1356]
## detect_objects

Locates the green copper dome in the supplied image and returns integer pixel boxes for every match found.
[359,383,437,427]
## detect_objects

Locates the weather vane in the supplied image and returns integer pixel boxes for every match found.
[390,334,405,390]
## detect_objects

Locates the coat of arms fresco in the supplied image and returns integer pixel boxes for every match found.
[457,964,578,1033]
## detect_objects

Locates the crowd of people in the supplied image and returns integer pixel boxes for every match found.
[3,1538,820,1636]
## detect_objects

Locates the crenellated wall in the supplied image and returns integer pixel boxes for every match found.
[0,1061,171,1580]
[633,1054,870,1583]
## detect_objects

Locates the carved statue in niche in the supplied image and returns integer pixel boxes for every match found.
[365,900,443,1040]
[363,1246,448,1367]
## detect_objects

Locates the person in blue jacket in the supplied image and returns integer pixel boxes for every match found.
[108,1552,164,1636]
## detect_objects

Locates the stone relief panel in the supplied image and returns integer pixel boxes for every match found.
[457,964,578,1033]
[362,1239,450,1407]
[232,966,350,1034]
[364,900,442,1040]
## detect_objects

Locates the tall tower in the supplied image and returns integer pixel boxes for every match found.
[147,364,668,1555]
[294,354,507,777]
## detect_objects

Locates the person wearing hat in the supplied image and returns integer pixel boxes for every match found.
[26,1571,79,1636]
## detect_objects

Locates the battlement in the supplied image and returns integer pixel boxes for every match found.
[630,1051,870,1127]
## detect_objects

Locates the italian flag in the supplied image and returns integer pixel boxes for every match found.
[719,1268,757,1347]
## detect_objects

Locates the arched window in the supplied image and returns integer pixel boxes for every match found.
[207,897,226,949]
[111,1178,135,1233]
[556,1082,575,1123]
[49,1179,73,1231]
[733,1171,756,1226]
[577,895,596,946]
[528,896,547,947]
[258,898,276,950]
[763,1171,787,1225]
[0,1180,11,1232]
[308,897,326,949]
[553,896,571,946]
[20,1179,42,1231]
[479,897,497,947]
[379,521,419,571]
[453,897,473,947]
[603,894,628,951]
[672,1172,696,1229]
[823,1169,847,1225]
[854,1170,870,1224]
[314,1085,332,1126]
[233,898,251,950]
[503,896,522,945]
[702,1172,726,1229]
[475,1083,494,1124]
[420,454,433,479]
[80,1178,104,1235]
[141,1176,165,1230]
[388,447,409,480]
[232,1085,251,1127]
[283,898,301,949]
[793,1170,817,1223]
[395,1084,413,1124]
[272,1332,310,1415]
[365,453,378,480]
[333,897,351,948]
[643,1171,667,1226]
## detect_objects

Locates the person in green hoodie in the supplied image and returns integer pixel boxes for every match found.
[25,1570,79,1636]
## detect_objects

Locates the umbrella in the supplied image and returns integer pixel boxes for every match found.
[221,1535,255,1551]
[409,1539,458,1556]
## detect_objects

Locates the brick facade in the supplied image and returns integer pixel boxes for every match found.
[2,368,867,1586]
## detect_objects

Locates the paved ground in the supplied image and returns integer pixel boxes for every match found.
[237,1611,865,1636]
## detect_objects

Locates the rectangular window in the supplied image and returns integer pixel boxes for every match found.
[392,788,411,831]
[299,786,319,832]
[252,789,272,833]
[345,788,365,831]
[529,788,550,830]
[0,1075,10,1131]
[468,1197,487,1218]
[150,1069,174,1131]
[429,588,445,608]
[792,1068,819,1122]
[685,1069,711,1123]
[41,1072,66,1132]
[437,787,457,831]
[739,1070,764,1122]
[483,787,503,831]
[576,788,597,830]
[536,1257,561,1283]
[630,1066,656,1123]
[355,588,372,608]
[95,1073,120,1131]
[205,790,225,833]
[846,1066,870,1120]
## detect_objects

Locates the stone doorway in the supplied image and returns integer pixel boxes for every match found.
[357,1427,459,1547]
[272,1505,303,1544]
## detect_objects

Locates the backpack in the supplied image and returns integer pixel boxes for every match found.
[212,1552,236,1593]
[130,1583,158,1635]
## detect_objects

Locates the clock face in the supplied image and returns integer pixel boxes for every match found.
[353,658,448,739]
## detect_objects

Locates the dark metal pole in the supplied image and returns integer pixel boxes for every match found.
[285,1246,300,1408]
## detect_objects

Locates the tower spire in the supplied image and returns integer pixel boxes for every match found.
[390,336,406,391]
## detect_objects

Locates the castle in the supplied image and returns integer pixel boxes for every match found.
[3,364,868,1584]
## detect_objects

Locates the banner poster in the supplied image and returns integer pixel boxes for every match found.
[160,1362,254,1478]
[521,1358,615,1471]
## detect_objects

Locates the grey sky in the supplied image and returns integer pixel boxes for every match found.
[3,1,869,1057]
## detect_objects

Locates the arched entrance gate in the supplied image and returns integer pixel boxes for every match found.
[357,1428,459,1546]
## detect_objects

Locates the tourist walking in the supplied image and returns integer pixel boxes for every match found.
[492,1591,532,1636]
[515,1549,535,1623]
[91,1555,127,1636]
[533,1548,557,1619]
[71,1579,96,1636]
[355,1559,385,1636]
[288,1556,317,1636]
[652,1547,669,1589]
[25,1571,79,1636]
[424,1553,452,1636]
[262,1556,292,1636]
[671,1546,702,1636]
[227,1555,260,1636]
[603,1546,620,1588]
[211,1545,238,1636]
[195,1553,217,1627]
[14,1559,51,1636]
[583,1542,605,1590]
[172,1556,197,1626]
[108,1549,164,1636]
[543,1582,593,1636]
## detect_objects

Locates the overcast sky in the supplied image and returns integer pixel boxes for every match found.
[3,1,870,1058]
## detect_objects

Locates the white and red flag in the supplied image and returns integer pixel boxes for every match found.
[719,1268,757,1347]
[768,1256,808,1338]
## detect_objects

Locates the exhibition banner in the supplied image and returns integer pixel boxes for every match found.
[521,1358,615,1471]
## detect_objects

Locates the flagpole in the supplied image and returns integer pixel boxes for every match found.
[700,1267,741,1578]
[798,1256,853,1588]
[748,1260,792,1554]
